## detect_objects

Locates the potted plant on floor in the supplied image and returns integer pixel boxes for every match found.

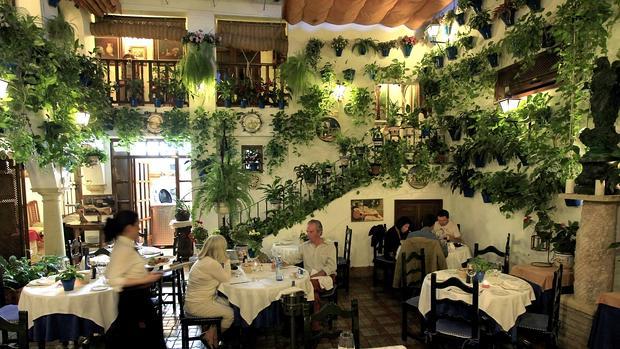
[377,40,397,57]
[56,266,84,291]
[493,0,518,27]
[150,77,167,107]
[126,79,143,107]
[352,38,378,56]
[217,78,235,107]
[331,35,349,57]
[400,36,417,57]
[469,10,493,39]
[168,78,188,108]
[550,221,578,269]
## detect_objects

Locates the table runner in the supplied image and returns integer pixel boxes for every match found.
[596,292,620,308]
[510,264,574,291]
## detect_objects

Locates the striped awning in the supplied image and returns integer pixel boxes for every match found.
[217,20,287,55]
[90,15,186,41]
[72,0,121,17]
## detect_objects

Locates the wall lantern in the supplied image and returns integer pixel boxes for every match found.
[332,83,346,101]
[425,23,441,41]
[498,97,522,112]
[0,78,8,99]
[75,111,91,126]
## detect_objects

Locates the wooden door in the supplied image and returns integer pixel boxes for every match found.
[394,199,443,231]
[0,160,28,258]
[111,146,133,212]
[134,159,152,244]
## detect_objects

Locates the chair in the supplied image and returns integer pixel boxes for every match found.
[318,241,338,304]
[370,224,394,290]
[302,300,360,349]
[516,264,563,348]
[65,238,84,266]
[401,249,426,342]
[426,274,481,348]
[0,267,29,349]
[174,268,222,349]
[473,233,511,273]
[336,226,352,293]
[26,200,43,233]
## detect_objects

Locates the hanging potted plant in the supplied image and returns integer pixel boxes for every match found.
[126,79,143,107]
[331,35,349,57]
[179,30,219,91]
[305,38,324,69]
[216,78,235,107]
[363,62,380,82]
[493,0,518,27]
[445,43,458,61]
[469,10,493,39]
[377,40,397,57]
[434,52,445,68]
[400,36,417,57]
[352,38,378,56]
[342,68,356,82]
[481,43,500,68]
[550,221,578,269]
[55,266,85,292]
[457,33,475,51]
[445,115,463,141]
[458,0,484,13]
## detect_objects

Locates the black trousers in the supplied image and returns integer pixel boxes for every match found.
[105,286,166,348]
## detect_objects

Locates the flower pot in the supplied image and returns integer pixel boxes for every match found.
[552,252,574,269]
[444,24,452,36]
[448,126,462,141]
[486,53,499,67]
[130,98,139,107]
[278,99,286,110]
[461,36,475,50]
[270,200,283,209]
[357,46,367,55]
[517,153,529,166]
[500,9,516,27]
[542,26,555,48]
[456,13,466,25]
[475,271,485,282]
[48,0,60,6]
[434,56,444,69]
[240,98,248,108]
[564,199,582,207]
[258,100,266,109]
[446,46,458,60]
[474,154,486,168]
[463,185,475,198]
[526,0,541,11]
[174,98,185,108]
[79,74,92,87]
[481,191,492,203]
[175,210,190,221]
[343,69,356,82]
[421,127,432,138]
[402,45,413,57]
[478,24,492,40]
[224,98,232,108]
[335,48,344,57]
[153,98,162,107]
[61,279,76,291]
[496,155,507,166]
[380,48,391,57]
[369,164,381,176]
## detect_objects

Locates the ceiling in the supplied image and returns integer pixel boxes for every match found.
[282,0,452,29]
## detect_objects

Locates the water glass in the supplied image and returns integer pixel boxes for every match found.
[338,330,354,349]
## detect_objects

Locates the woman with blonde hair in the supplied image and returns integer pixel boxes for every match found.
[185,234,234,348]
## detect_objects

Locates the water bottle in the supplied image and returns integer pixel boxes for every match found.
[275,255,283,281]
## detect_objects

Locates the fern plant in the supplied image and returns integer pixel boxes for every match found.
[352,38,378,55]
[279,53,317,96]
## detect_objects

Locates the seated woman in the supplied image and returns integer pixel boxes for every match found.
[185,235,234,348]
[384,216,411,260]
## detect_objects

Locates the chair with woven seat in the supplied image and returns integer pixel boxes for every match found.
[426,274,481,348]
[401,249,426,342]
[0,267,29,349]
[336,226,352,293]
[302,299,360,349]
[516,264,563,348]
[473,233,511,273]
[174,268,222,349]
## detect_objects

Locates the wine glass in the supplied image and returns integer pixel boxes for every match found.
[466,265,476,283]
[338,330,354,349]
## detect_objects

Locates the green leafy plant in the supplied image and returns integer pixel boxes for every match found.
[468,9,492,30]
[167,78,188,101]
[81,146,107,167]
[259,177,285,204]
[162,108,191,145]
[279,53,317,96]
[179,30,218,90]
[319,63,335,83]
[45,9,75,49]
[126,79,144,101]
[344,87,374,125]
[113,108,146,147]
[501,12,547,67]
[55,265,84,282]
[175,198,191,221]
[363,62,381,82]
[216,78,235,103]
[331,35,349,51]
[352,38,378,55]
[0,255,62,290]
[194,160,253,219]
[468,256,496,273]
[305,38,324,69]
[191,221,208,246]
[550,221,578,254]
[377,40,397,55]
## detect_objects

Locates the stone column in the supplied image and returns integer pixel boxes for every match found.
[31,188,66,256]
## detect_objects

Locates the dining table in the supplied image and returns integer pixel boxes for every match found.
[588,292,620,349]
[510,263,574,313]
[218,263,314,327]
[417,269,536,332]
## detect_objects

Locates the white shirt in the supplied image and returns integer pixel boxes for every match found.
[433,220,461,240]
[185,256,231,304]
[300,240,337,276]
[106,235,147,291]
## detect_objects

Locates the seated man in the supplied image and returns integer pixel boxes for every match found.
[300,219,337,313]
[433,209,462,243]
[408,214,447,256]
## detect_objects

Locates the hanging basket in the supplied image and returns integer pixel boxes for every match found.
[446,46,458,60]
[402,45,413,57]
[179,42,216,91]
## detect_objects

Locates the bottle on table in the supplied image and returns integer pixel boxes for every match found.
[275,255,283,281]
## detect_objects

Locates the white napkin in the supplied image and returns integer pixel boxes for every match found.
[310,269,333,290]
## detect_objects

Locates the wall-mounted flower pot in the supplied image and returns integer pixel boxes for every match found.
[240,98,248,108]
[564,199,582,207]
[130,98,139,107]
[526,0,541,11]
[474,154,486,168]
[258,100,266,109]
[153,98,162,108]
[542,26,555,48]
[357,46,367,55]
[224,98,232,108]
[478,24,492,40]
[48,0,60,7]
[446,46,458,60]
[79,74,92,87]
[486,53,499,67]
[174,98,185,108]
[461,36,475,50]
[369,164,382,176]
[456,13,466,25]
[500,9,516,27]
[380,48,391,57]
[335,48,344,57]
[448,126,462,141]
[496,155,507,166]
[278,99,285,110]
[463,185,475,198]
[481,191,492,203]
[434,55,444,69]
[471,0,484,13]
[343,69,356,82]
[402,45,413,57]
[444,24,452,36]
[61,279,76,291]
[517,153,529,166]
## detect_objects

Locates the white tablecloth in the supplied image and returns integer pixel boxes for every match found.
[271,243,302,264]
[218,264,314,324]
[445,244,472,269]
[18,277,119,330]
[418,269,535,331]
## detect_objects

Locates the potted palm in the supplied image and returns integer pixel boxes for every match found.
[194,160,253,220]
[352,38,378,56]
[126,79,143,107]
[56,266,84,291]
[331,35,349,57]
[469,10,493,39]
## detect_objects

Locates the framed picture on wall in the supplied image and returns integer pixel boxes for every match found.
[94,37,120,59]
[155,40,184,60]
[351,199,384,222]
[127,46,147,59]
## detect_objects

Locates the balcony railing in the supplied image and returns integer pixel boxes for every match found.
[216,62,283,108]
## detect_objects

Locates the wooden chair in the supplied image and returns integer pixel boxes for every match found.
[336,226,352,293]
[65,238,85,266]
[174,268,222,349]
[26,200,43,233]
[426,274,481,348]
[0,267,29,349]
[473,233,511,273]
[401,249,426,342]
[370,224,394,290]
[318,241,338,304]
[516,264,563,348]
[302,299,360,349]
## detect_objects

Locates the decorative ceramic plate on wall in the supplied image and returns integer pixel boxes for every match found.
[316,117,341,142]
[241,112,262,133]
[407,166,428,189]
[248,173,261,189]
[147,113,163,134]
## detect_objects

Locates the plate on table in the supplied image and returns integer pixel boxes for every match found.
[28,278,55,286]
[145,256,171,269]
[91,285,111,292]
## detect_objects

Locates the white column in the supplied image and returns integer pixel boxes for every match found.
[32,188,66,256]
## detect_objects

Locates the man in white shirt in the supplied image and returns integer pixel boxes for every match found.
[433,209,462,242]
